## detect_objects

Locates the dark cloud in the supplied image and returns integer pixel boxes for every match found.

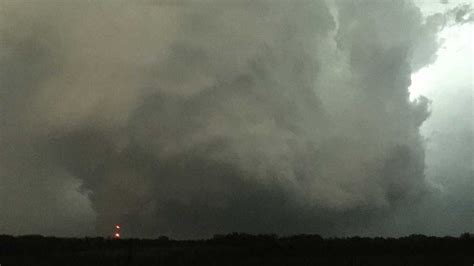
[0,0,470,238]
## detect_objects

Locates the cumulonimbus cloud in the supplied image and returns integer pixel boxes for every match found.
[0,0,468,238]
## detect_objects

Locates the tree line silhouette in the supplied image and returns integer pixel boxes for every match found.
[0,232,473,265]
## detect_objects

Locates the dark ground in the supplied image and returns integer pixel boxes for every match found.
[0,233,473,265]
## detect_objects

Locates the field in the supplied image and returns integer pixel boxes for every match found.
[1,233,473,265]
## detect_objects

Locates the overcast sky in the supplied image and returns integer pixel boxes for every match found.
[0,0,472,238]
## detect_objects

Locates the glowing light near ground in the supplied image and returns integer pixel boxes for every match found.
[113,224,121,239]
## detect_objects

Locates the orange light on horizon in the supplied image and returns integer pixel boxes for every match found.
[113,224,121,239]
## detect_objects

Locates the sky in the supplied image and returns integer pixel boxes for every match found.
[0,0,472,239]
[407,0,473,235]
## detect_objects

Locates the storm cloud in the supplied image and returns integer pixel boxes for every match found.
[0,0,470,238]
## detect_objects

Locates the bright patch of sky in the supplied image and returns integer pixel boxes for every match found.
[411,0,473,189]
